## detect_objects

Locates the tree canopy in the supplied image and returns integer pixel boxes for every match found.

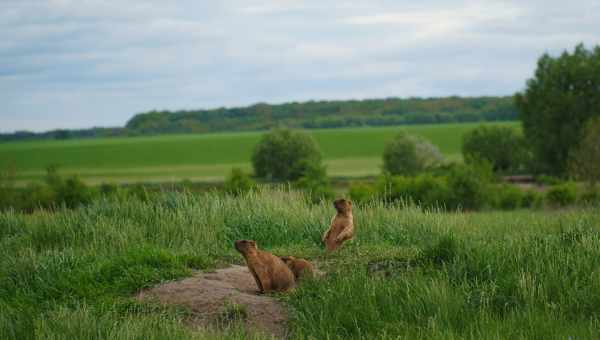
[252,129,322,182]
[382,133,444,176]
[516,44,600,175]
[462,125,529,173]
[569,117,600,186]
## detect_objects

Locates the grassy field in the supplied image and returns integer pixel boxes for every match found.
[0,122,519,184]
[2,190,600,339]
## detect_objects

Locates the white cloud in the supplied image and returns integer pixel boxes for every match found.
[1,0,599,132]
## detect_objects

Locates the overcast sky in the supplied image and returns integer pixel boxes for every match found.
[1,0,599,132]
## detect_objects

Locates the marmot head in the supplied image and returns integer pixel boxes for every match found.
[279,255,297,265]
[333,198,352,213]
[234,239,258,254]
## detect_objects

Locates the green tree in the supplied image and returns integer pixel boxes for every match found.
[516,44,600,175]
[382,133,444,176]
[252,129,322,181]
[462,125,529,173]
[569,117,600,186]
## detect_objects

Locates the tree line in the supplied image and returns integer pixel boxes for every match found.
[0,96,516,142]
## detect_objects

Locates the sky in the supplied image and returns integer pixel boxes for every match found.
[1,0,599,133]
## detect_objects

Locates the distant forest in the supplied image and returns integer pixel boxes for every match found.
[1,96,517,142]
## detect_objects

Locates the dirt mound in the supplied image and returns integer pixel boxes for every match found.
[136,265,289,338]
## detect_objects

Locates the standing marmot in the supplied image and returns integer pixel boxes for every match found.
[279,256,315,280]
[322,198,354,252]
[234,240,295,293]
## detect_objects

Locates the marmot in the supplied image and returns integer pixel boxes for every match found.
[322,198,354,252]
[234,240,295,293]
[279,256,315,280]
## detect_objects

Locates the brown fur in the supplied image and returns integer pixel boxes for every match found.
[322,198,354,252]
[279,256,314,280]
[234,240,295,293]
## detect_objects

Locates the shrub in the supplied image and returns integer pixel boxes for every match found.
[348,182,377,204]
[21,182,56,211]
[374,174,450,209]
[579,188,600,206]
[522,190,544,209]
[99,183,119,196]
[462,125,530,173]
[375,174,413,203]
[224,168,255,195]
[546,183,577,207]
[294,161,333,203]
[410,174,451,209]
[57,176,93,208]
[494,184,524,210]
[382,133,444,176]
[535,175,562,186]
[446,161,494,210]
[252,129,322,181]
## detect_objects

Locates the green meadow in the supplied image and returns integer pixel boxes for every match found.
[2,189,600,339]
[0,122,519,184]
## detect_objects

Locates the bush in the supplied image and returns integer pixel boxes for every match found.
[348,182,377,204]
[57,176,93,208]
[446,161,494,210]
[410,174,451,209]
[546,183,577,207]
[252,129,322,181]
[462,125,530,173]
[224,168,255,195]
[535,175,562,186]
[579,188,600,206]
[382,133,444,176]
[376,174,412,203]
[294,161,333,203]
[522,190,544,209]
[99,183,119,196]
[494,184,524,210]
[374,174,451,209]
[20,182,56,211]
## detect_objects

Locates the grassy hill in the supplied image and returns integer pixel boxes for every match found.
[2,190,599,339]
[0,122,519,184]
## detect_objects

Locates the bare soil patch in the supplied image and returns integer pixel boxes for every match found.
[136,265,289,338]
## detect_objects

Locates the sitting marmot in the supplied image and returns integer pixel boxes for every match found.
[322,198,354,252]
[279,256,315,280]
[234,239,295,293]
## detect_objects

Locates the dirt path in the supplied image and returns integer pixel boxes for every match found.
[136,265,289,338]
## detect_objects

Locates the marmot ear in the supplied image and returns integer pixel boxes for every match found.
[250,240,257,247]
[348,200,352,205]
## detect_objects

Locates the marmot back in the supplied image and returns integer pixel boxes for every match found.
[280,256,315,280]
[234,240,295,293]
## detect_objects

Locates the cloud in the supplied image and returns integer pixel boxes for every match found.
[1,0,599,132]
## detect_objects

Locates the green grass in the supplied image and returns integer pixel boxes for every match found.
[2,189,600,338]
[0,122,519,184]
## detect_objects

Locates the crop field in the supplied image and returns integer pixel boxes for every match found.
[1,189,600,339]
[0,122,519,185]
